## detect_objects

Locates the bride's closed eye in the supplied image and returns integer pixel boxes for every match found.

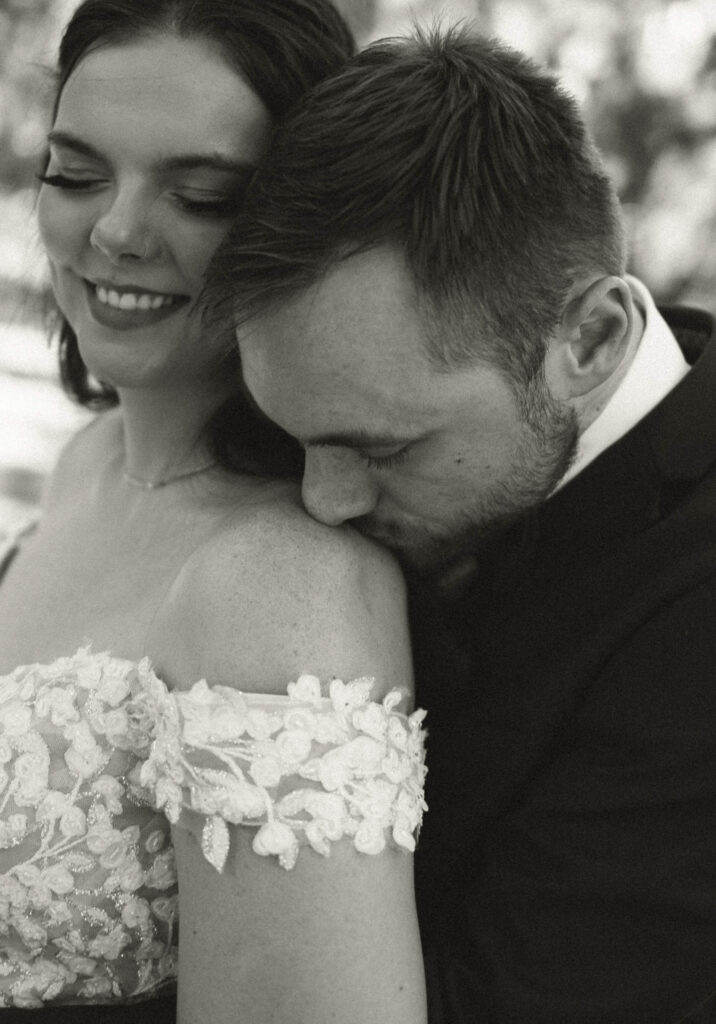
[37,172,105,191]
[38,173,241,219]
[172,191,243,218]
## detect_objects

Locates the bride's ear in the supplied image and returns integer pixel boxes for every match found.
[556,276,635,397]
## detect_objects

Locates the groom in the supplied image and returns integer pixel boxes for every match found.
[212,26,716,1023]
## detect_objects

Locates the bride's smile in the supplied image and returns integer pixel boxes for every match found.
[83,278,191,330]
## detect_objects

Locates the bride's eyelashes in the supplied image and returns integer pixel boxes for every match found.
[173,192,242,218]
[38,173,240,219]
[37,172,104,191]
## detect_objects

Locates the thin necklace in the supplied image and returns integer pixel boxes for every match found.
[123,457,218,490]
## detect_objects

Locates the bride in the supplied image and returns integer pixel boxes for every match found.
[0,1,427,1021]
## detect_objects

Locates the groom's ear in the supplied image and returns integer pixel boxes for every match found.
[556,275,635,397]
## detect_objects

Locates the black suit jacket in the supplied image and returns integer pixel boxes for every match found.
[412,306,716,1023]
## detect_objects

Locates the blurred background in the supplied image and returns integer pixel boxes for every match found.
[1,0,715,531]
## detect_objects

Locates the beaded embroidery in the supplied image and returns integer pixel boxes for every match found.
[140,672,427,871]
[0,649,427,1006]
[0,650,176,1008]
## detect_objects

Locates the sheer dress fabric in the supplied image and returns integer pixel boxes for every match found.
[0,640,427,1009]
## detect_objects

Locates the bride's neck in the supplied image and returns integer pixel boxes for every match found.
[116,380,231,481]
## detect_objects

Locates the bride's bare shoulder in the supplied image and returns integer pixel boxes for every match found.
[149,488,411,697]
[229,487,397,572]
[178,487,405,633]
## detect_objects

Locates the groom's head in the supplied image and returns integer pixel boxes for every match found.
[211,27,633,569]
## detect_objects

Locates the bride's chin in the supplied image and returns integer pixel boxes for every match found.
[75,345,163,393]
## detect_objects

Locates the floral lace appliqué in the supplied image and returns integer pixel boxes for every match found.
[0,647,428,1005]
[0,649,177,1008]
[140,673,427,871]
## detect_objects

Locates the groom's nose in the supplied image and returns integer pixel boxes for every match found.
[302,446,378,526]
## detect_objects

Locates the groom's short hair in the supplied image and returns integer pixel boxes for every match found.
[209,25,626,389]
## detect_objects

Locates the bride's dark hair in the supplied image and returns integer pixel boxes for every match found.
[46,0,354,476]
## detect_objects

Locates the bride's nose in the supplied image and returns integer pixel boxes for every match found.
[302,446,379,527]
[89,184,158,263]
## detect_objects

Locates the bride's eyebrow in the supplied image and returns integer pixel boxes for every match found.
[46,131,256,182]
[157,154,257,191]
[47,129,104,160]
[157,154,256,178]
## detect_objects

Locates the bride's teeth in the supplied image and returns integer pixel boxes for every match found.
[94,286,174,310]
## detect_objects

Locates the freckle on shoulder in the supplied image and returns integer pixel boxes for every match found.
[221,487,398,573]
[180,486,404,613]
[152,483,410,695]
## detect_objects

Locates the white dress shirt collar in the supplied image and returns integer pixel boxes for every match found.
[556,275,690,491]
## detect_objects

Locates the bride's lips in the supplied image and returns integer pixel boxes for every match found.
[84,278,191,331]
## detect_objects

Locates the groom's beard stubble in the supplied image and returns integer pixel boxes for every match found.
[352,399,579,573]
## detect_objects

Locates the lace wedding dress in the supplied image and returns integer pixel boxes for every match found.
[0,641,427,1009]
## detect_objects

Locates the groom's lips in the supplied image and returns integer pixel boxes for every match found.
[354,516,404,548]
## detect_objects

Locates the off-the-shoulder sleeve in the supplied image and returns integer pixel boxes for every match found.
[139,674,427,871]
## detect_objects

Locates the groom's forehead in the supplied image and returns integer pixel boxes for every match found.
[241,303,512,451]
[238,247,513,430]
[242,247,425,350]
[240,299,431,403]
[240,321,417,425]
[241,315,441,412]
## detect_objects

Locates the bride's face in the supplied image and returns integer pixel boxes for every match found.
[38,33,272,392]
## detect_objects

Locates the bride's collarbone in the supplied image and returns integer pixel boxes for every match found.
[0,448,298,671]
[23,503,200,581]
